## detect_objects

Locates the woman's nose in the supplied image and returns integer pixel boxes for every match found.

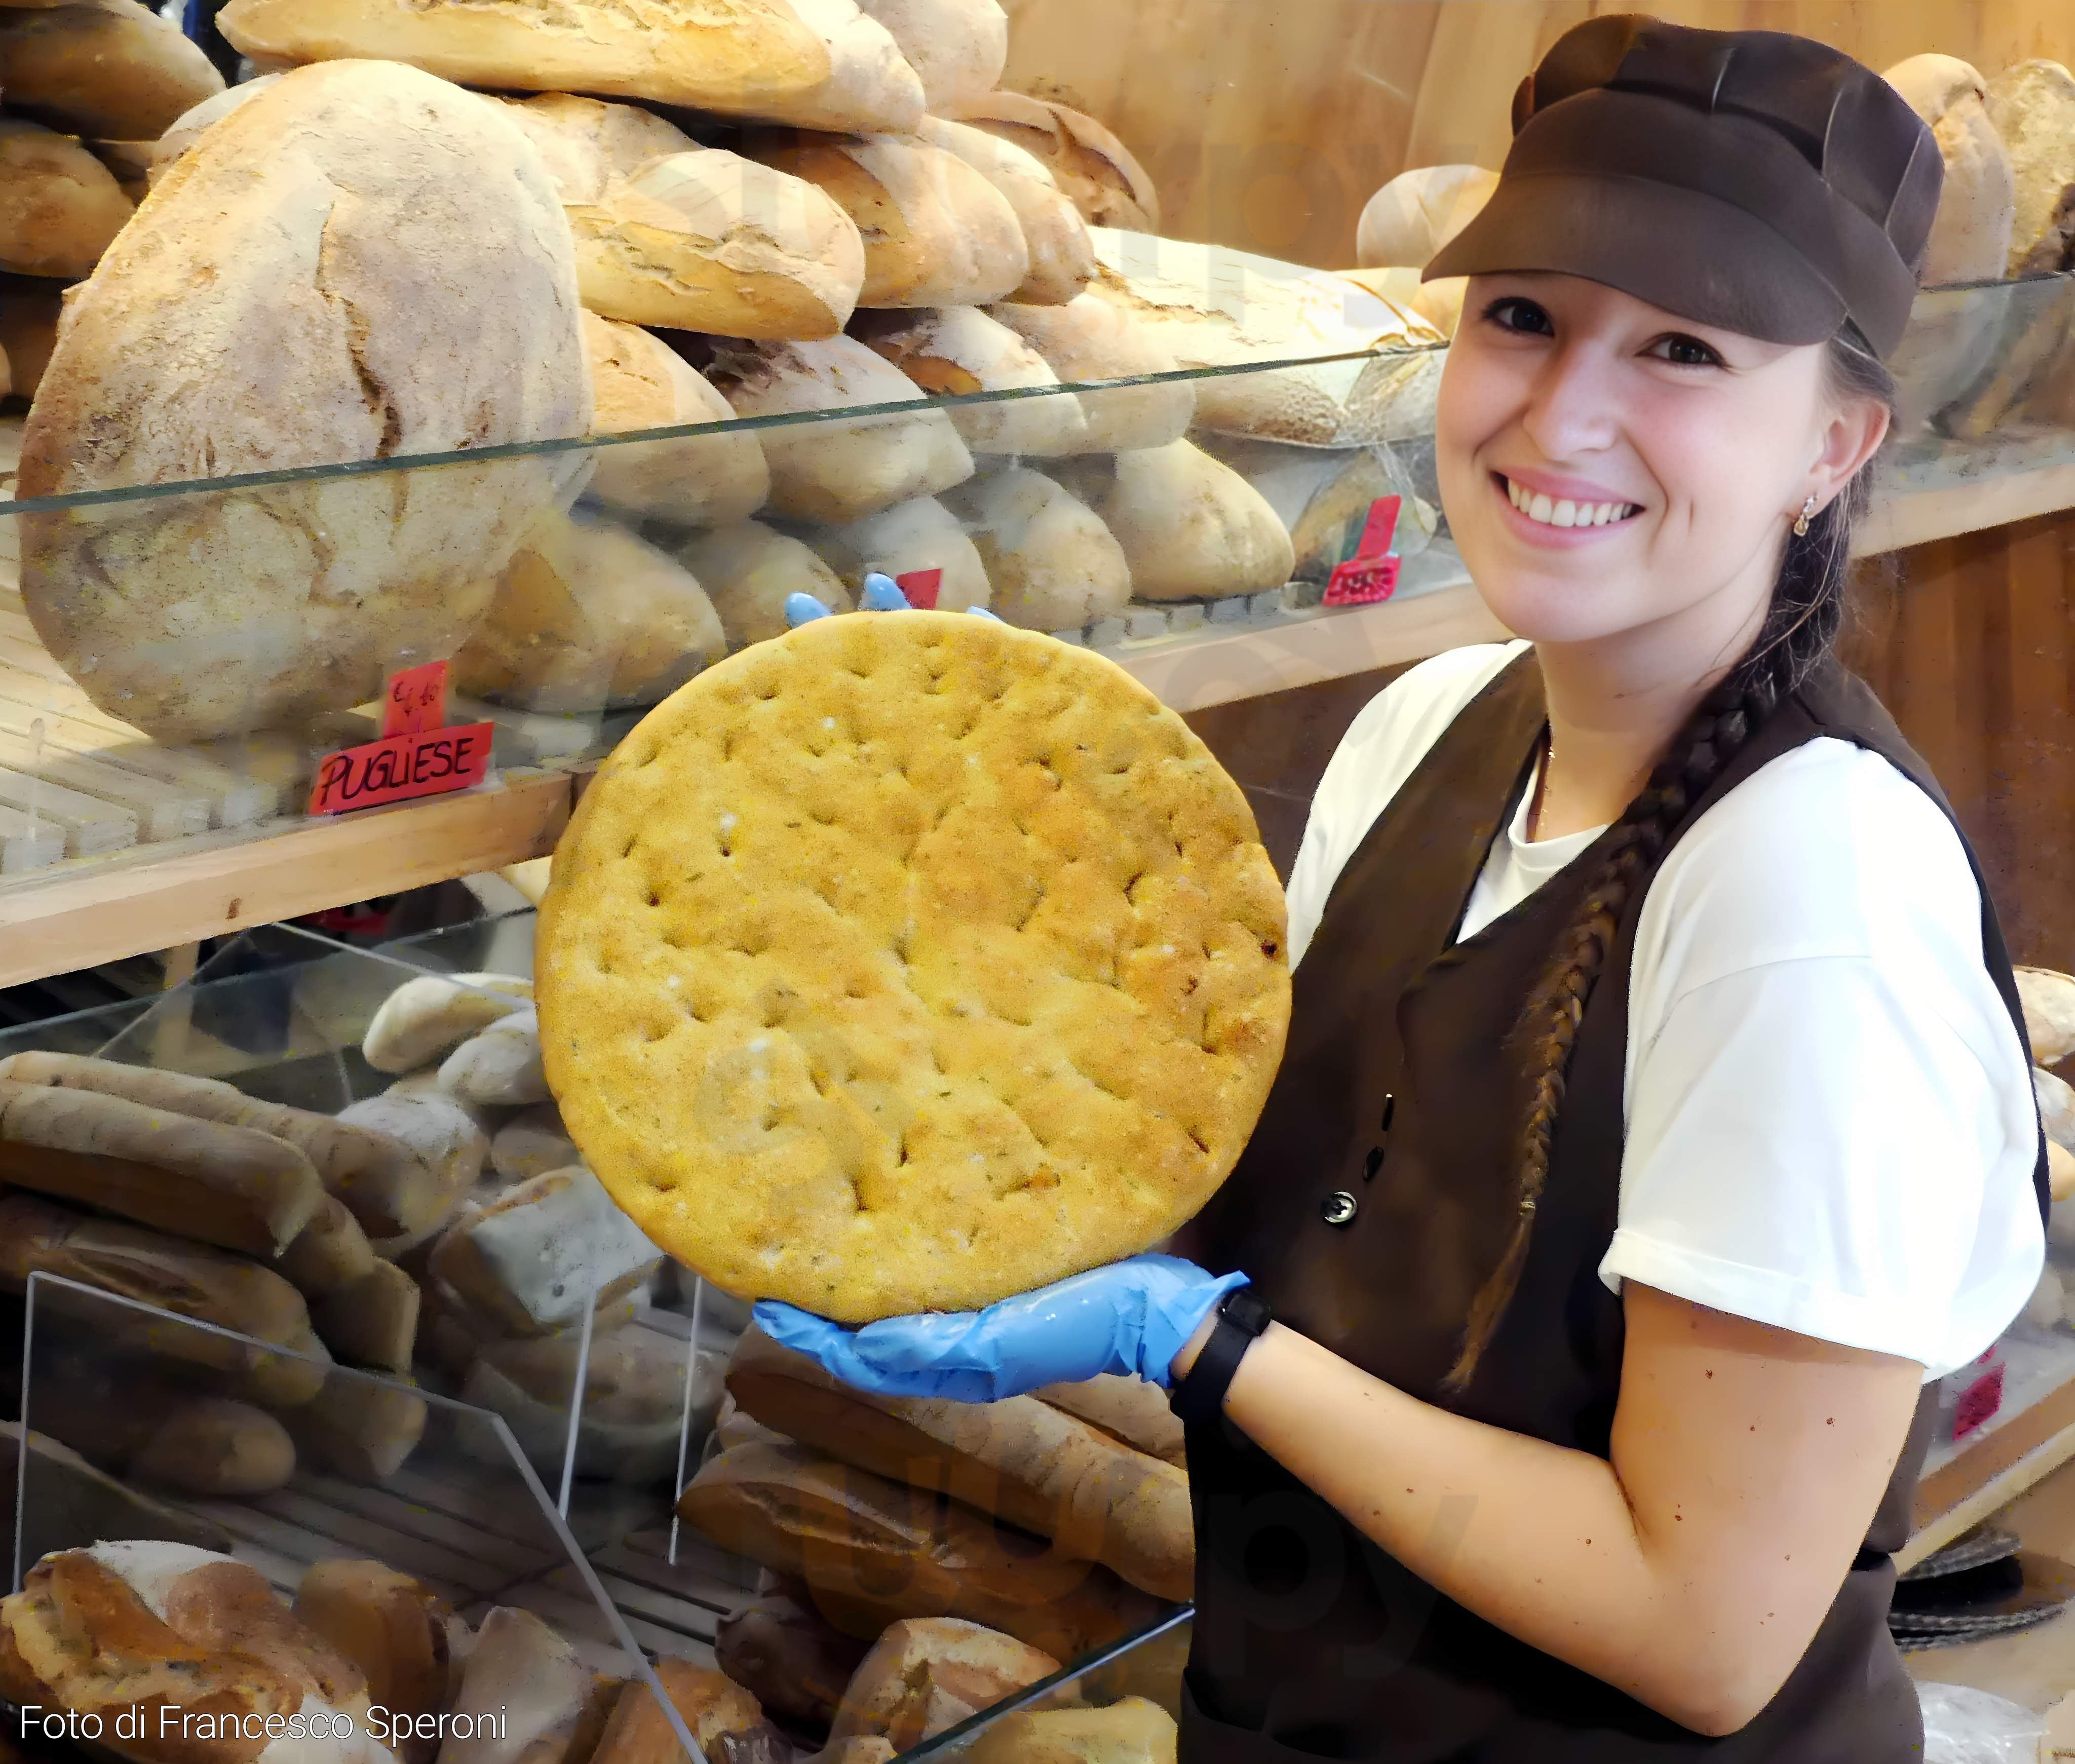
[1518,339,1623,463]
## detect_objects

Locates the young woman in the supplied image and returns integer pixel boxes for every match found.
[762,17,2050,1758]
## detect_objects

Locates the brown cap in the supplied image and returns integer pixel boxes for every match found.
[1424,15,1940,358]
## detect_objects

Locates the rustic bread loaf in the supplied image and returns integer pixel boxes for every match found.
[940,466,1131,629]
[676,519,857,646]
[858,0,1002,112]
[439,1005,550,1107]
[0,1070,324,1257]
[2018,967,2075,1063]
[437,1606,596,1764]
[0,117,130,278]
[967,1697,1178,1764]
[714,1591,873,1730]
[1035,1375,1184,1467]
[1085,233,1445,445]
[829,1618,1058,1750]
[0,0,222,139]
[0,273,62,399]
[499,97,865,338]
[16,58,590,743]
[801,494,991,611]
[362,972,532,1075]
[678,1441,1168,1661]
[728,1328,1193,1599]
[311,1258,419,1372]
[1883,56,2018,284]
[458,508,726,716]
[216,0,831,117]
[459,1324,706,1484]
[428,1166,662,1336]
[294,1561,457,1764]
[148,71,274,182]
[584,314,771,523]
[130,1398,296,1497]
[1987,61,2075,275]
[1355,163,1496,269]
[703,334,975,522]
[955,91,1158,232]
[1091,439,1293,602]
[746,130,1028,308]
[0,1544,389,1762]
[490,1102,580,1186]
[590,1658,780,1764]
[754,0,926,135]
[853,305,1088,455]
[917,115,1093,305]
[985,295,1192,451]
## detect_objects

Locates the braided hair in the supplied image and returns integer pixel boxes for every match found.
[1439,327,1898,1397]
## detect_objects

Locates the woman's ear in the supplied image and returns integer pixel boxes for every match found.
[1807,391,1890,510]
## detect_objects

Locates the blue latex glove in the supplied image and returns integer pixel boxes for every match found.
[784,591,834,627]
[858,570,910,611]
[753,1255,1250,1403]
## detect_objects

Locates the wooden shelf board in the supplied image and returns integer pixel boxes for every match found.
[0,769,573,989]
[1900,1369,2075,1573]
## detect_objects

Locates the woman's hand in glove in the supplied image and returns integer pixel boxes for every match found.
[751,1255,1250,1404]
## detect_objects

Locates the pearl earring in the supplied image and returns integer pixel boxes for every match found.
[1793,494,1819,536]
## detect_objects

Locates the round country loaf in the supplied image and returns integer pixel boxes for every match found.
[0,0,223,141]
[1883,55,2018,284]
[215,0,833,120]
[1355,163,1496,269]
[954,90,1158,233]
[801,494,991,613]
[1986,60,2075,276]
[537,611,1289,1320]
[851,305,1087,456]
[16,59,590,742]
[856,0,1005,113]
[940,466,1129,629]
[917,114,1094,305]
[676,519,856,648]
[1089,438,1293,602]
[0,117,131,278]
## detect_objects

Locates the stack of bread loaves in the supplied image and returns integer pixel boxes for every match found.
[0,1049,457,1492]
[686,1330,1188,1757]
[0,1544,809,1764]
[348,968,724,1486]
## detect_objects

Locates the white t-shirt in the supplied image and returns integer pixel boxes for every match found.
[1287,640,2044,1382]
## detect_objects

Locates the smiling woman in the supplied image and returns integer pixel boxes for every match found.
[760,15,2054,1763]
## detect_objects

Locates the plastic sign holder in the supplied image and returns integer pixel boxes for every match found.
[1323,496,1403,607]
[308,659,495,816]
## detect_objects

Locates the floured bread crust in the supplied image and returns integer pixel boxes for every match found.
[538,612,1289,1320]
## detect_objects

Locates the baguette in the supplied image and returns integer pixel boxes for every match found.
[130,1398,297,1497]
[829,1618,1058,1750]
[0,1050,436,1240]
[678,1441,1167,1662]
[1035,1374,1184,1467]
[360,972,531,1075]
[729,1329,1192,1600]
[335,1084,487,1250]
[311,1259,419,1373]
[967,1697,1177,1764]
[280,1194,378,1295]
[714,1591,872,1730]
[428,1166,662,1336]
[0,1071,323,1257]
[287,1370,427,1482]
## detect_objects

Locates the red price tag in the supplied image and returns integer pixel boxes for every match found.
[1354,495,1401,560]
[896,568,943,611]
[1953,1363,2005,1440]
[308,722,494,816]
[382,660,448,738]
[1324,555,1401,606]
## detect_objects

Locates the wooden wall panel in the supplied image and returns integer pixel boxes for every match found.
[998,0,2075,269]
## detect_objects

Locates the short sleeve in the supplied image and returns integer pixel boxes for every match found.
[1602,741,2043,1380]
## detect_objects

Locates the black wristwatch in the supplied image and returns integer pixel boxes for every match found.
[1169,1285,1272,1426]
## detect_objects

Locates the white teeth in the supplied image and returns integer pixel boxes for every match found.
[1502,477,1636,529]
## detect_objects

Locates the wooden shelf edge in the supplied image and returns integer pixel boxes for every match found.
[0,770,575,989]
[1900,1373,2075,1572]
[1859,457,2075,558]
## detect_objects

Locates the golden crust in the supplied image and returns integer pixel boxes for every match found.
[538,611,1288,1322]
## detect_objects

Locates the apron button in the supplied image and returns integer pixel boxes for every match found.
[1322,1191,1359,1227]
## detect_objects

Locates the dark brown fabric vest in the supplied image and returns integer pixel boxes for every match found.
[1177,650,2049,1762]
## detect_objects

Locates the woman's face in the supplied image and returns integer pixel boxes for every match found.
[1435,273,1884,656]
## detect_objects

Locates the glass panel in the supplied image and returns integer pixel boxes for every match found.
[10,1274,712,1761]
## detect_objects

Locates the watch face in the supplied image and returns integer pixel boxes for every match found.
[1227,1287,1271,1335]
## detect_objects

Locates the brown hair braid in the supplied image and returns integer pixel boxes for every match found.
[1440,329,1897,1397]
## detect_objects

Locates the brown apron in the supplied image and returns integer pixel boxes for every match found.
[1178,651,2049,1761]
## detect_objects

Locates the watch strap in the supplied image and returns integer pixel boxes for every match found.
[1170,1286,1270,1427]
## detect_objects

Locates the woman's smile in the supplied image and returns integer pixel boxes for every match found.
[1489,467,1645,545]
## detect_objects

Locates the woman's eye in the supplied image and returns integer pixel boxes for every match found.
[1483,297,1555,337]
[1646,333,1724,367]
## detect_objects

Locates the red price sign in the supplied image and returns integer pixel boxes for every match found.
[308,722,494,817]
[382,660,449,738]
[1354,495,1401,560]
[896,568,943,611]
[1323,496,1404,607]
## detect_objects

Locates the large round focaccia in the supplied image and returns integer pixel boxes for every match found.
[537,611,1290,1321]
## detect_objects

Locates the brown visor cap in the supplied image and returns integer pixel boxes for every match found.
[1425,15,1940,359]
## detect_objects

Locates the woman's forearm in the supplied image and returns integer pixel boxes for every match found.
[1176,1293,1920,1737]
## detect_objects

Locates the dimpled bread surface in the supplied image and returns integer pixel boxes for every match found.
[537,611,1289,1321]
